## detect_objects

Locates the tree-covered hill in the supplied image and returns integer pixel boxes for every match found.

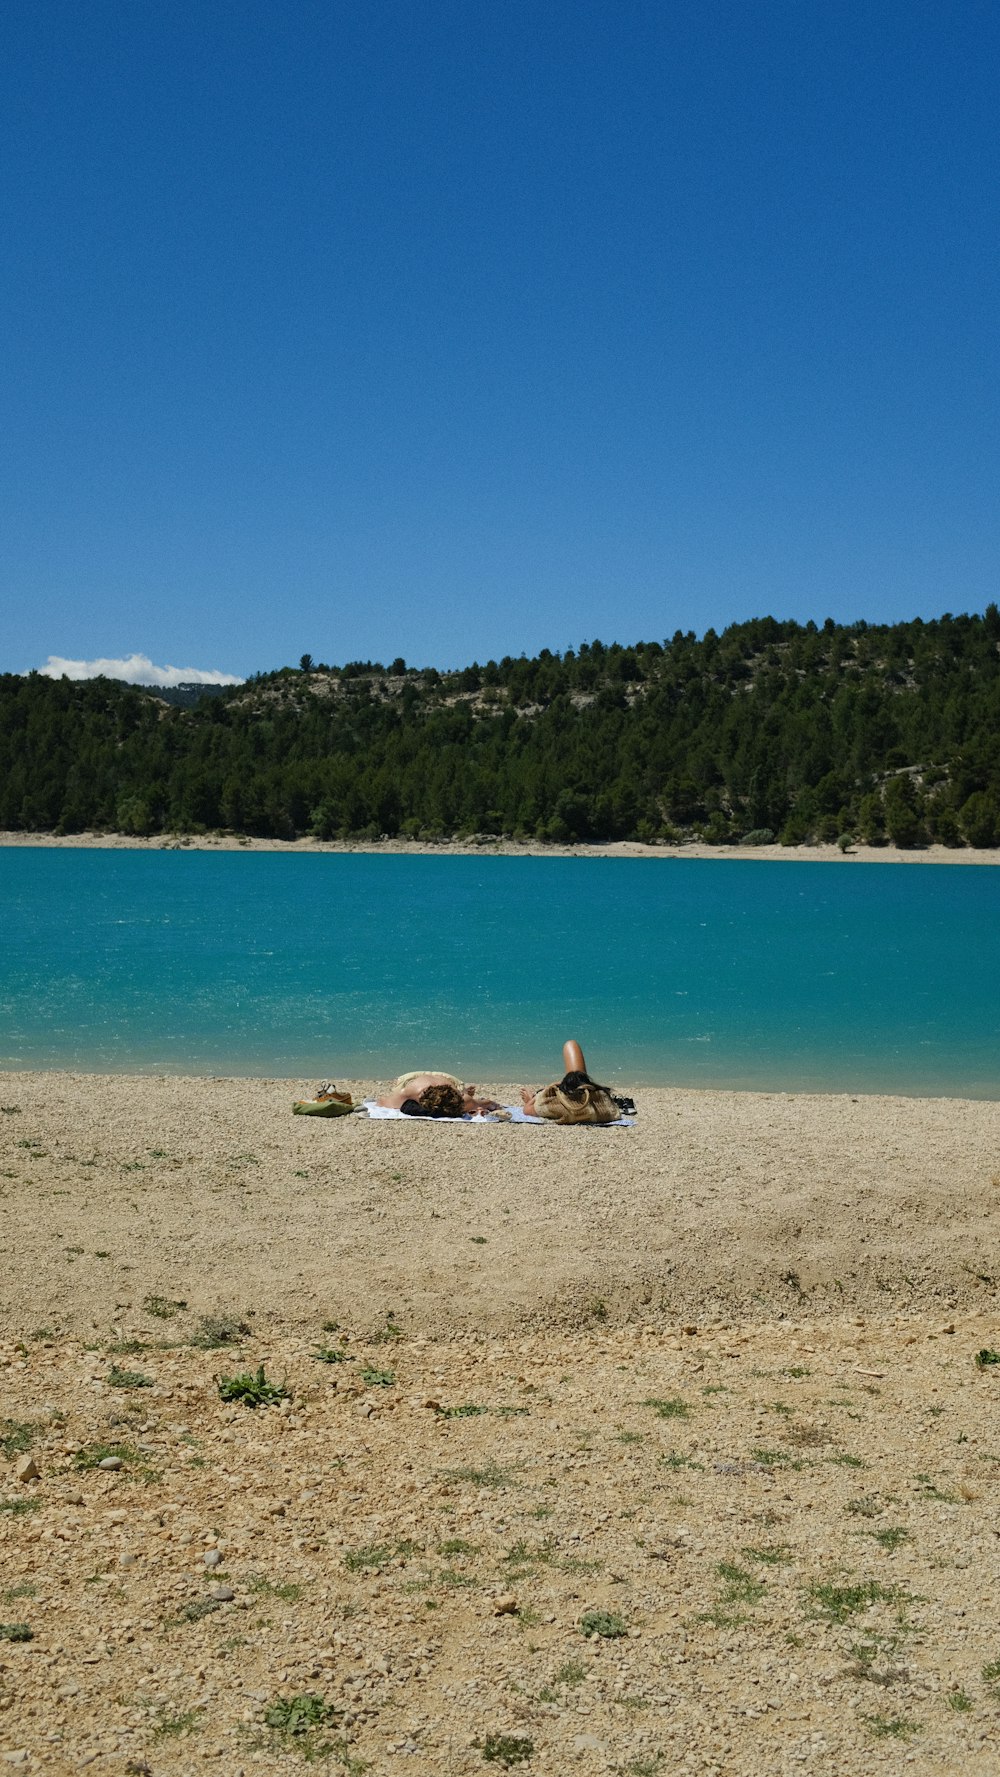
[3,610,1000,846]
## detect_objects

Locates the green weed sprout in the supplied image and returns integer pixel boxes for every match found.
[216,1365,290,1408]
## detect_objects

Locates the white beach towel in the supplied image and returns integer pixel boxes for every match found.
[360,1100,634,1126]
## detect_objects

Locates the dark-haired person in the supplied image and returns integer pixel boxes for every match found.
[398,1081,466,1118]
[520,1040,635,1124]
[376,1071,501,1116]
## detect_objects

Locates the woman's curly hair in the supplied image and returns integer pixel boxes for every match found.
[400,1082,465,1118]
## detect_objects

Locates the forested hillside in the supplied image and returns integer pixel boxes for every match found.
[3,610,1000,846]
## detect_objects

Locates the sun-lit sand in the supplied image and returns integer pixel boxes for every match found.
[3,1074,999,1774]
[3,1073,1000,1337]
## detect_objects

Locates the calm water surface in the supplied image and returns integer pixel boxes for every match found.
[1,850,997,1094]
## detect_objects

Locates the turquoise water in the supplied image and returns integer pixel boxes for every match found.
[0,850,997,1095]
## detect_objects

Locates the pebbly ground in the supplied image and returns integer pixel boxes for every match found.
[2,1311,1000,1776]
[1,1074,999,1339]
[1,1074,999,1774]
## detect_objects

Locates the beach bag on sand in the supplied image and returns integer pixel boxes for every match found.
[292,1082,355,1117]
[293,1097,354,1116]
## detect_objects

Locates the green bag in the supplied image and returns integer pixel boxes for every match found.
[292,1095,354,1117]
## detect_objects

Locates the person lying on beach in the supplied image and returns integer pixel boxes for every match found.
[376,1072,502,1116]
[520,1040,635,1125]
[397,1082,466,1118]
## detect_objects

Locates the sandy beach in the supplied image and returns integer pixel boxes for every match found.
[2,1074,1000,1774]
[3,1075,1000,1338]
[2,830,999,863]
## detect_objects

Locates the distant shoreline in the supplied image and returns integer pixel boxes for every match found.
[0,829,998,864]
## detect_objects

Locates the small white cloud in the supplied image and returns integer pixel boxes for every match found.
[39,653,244,688]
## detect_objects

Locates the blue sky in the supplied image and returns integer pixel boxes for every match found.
[2,1,998,681]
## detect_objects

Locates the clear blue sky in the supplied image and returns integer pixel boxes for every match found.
[3,0,998,680]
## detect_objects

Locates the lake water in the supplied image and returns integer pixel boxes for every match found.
[0,849,997,1095]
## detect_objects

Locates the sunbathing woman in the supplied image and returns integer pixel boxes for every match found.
[376,1072,501,1116]
[520,1040,633,1124]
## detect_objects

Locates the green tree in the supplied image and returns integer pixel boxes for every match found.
[882,776,925,847]
[115,793,152,836]
[857,792,886,845]
[960,790,1000,847]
